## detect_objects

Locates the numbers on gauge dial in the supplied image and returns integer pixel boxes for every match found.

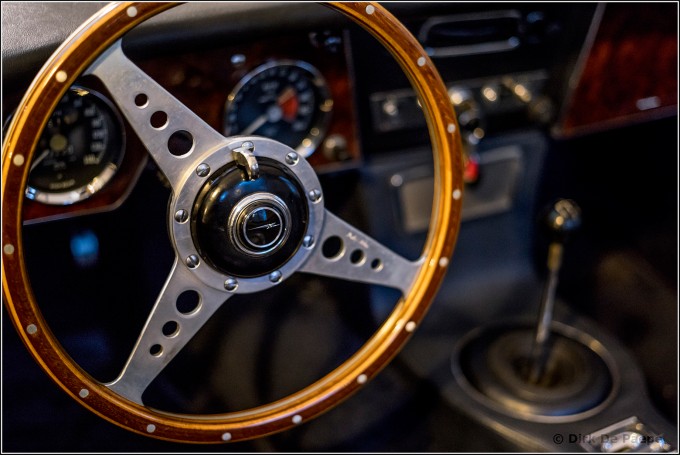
[224,60,333,158]
[26,86,125,205]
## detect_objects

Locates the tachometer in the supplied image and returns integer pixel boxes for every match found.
[26,86,125,205]
[224,60,333,157]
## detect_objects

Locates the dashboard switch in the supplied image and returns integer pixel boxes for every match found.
[463,151,481,185]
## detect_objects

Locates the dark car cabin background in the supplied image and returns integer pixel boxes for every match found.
[2,2,677,452]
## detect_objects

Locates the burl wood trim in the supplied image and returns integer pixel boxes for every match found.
[558,3,677,138]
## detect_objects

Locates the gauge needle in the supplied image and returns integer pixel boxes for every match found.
[277,86,296,105]
[239,87,297,135]
[29,149,51,171]
[277,87,298,122]
[241,114,268,135]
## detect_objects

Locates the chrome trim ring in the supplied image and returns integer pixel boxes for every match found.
[228,192,291,256]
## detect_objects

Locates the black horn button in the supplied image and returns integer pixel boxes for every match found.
[231,194,291,256]
[191,158,308,278]
[244,208,282,248]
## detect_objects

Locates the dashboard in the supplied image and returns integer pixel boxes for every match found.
[8,24,360,223]
[5,3,674,225]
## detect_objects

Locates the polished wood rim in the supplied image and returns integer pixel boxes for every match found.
[2,2,464,443]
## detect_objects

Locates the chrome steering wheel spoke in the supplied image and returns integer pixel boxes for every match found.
[107,258,231,405]
[85,40,227,191]
[299,210,421,294]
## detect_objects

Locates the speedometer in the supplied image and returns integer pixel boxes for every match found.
[26,86,125,205]
[224,60,333,157]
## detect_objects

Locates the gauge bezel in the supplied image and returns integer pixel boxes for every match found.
[223,59,333,158]
[25,85,126,206]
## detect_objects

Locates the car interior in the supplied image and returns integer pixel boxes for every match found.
[2,2,677,452]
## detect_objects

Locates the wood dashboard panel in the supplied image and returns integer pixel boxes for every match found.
[557,3,677,137]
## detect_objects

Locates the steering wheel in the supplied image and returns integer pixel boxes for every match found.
[2,2,463,443]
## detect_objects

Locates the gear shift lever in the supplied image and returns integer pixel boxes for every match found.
[526,199,582,384]
[452,195,672,447]
[455,198,613,420]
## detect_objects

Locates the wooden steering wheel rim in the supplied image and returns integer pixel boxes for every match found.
[1,2,463,443]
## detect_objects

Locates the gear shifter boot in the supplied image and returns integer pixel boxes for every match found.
[458,324,614,419]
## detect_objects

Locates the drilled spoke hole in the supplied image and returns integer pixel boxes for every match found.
[162,321,180,338]
[134,93,148,108]
[350,249,365,266]
[150,110,168,129]
[322,236,344,260]
[149,344,163,357]
[168,130,194,156]
[371,258,383,271]
[176,290,200,315]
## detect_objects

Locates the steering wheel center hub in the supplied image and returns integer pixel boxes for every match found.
[168,137,327,293]
[229,193,291,256]
[191,157,307,278]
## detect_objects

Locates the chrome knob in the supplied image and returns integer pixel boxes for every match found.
[545,198,582,241]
